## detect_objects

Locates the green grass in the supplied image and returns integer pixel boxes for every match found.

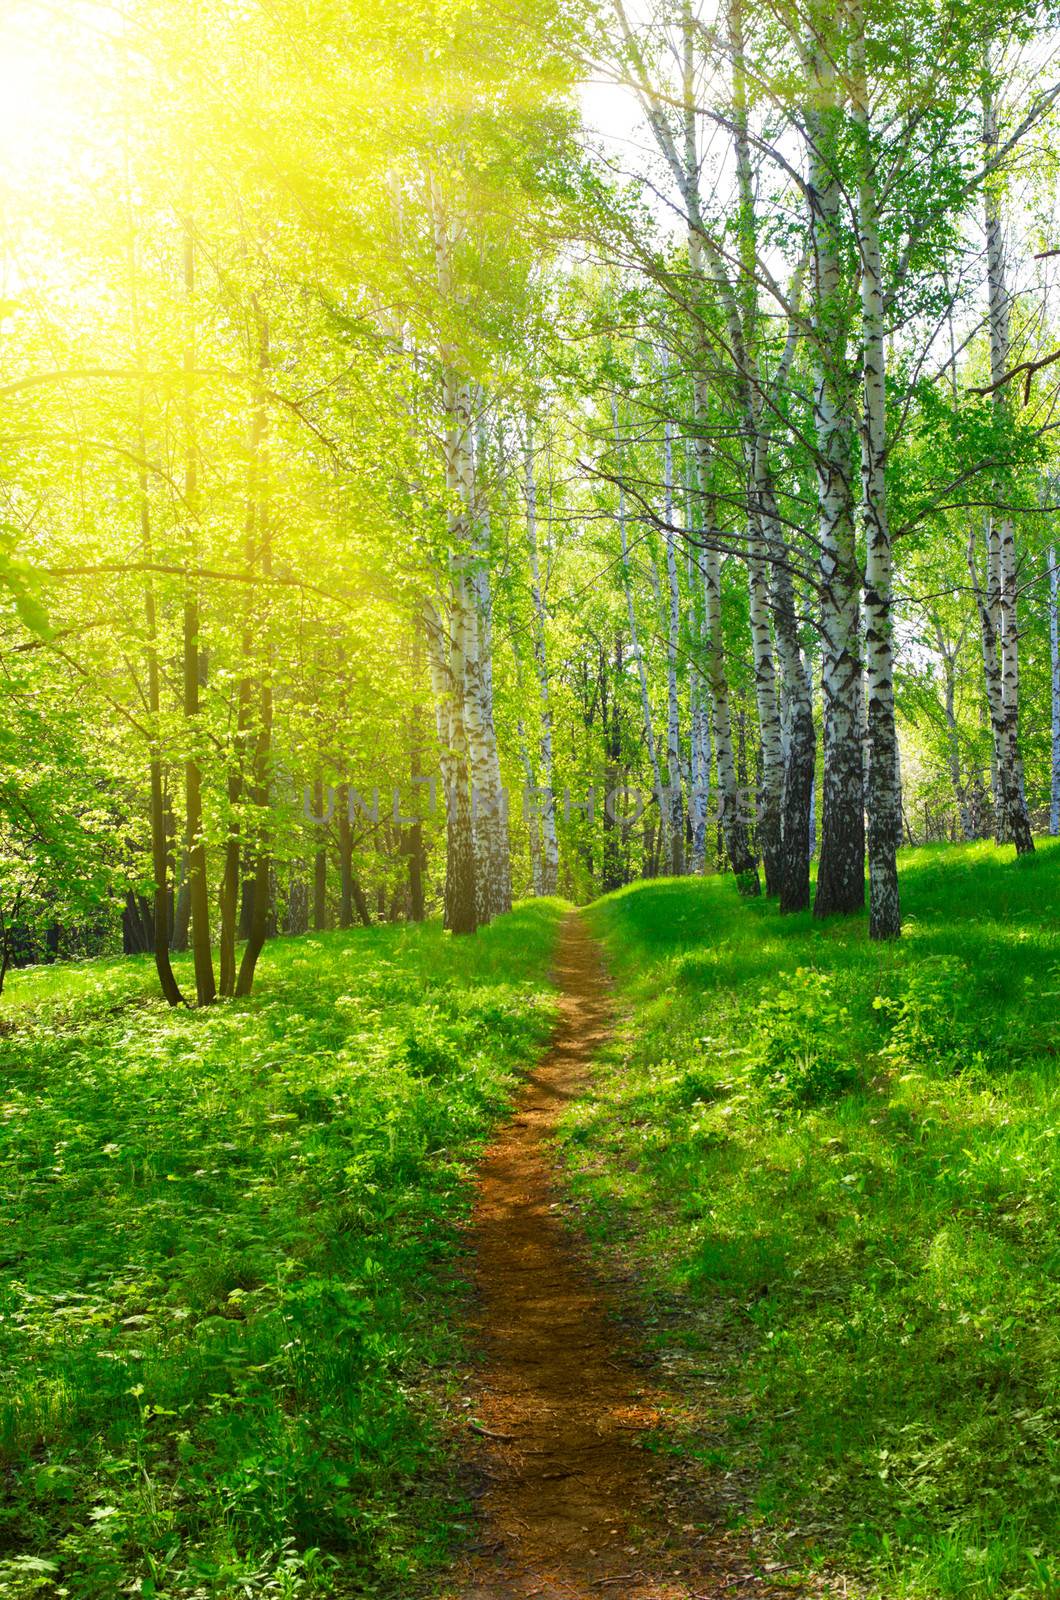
[561,841,1060,1600]
[0,901,566,1600]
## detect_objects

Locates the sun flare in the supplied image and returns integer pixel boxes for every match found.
[0,2,94,180]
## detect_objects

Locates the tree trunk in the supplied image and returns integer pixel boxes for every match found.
[312,777,328,931]
[687,554,712,877]
[424,595,475,932]
[525,425,559,894]
[445,559,477,934]
[122,890,152,955]
[1050,542,1060,835]
[137,416,185,1005]
[936,621,973,840]
[406,701,428,921]
[660,370,685,876]
[764,489,815,912]
[466,420,511,922]
[171,862,190,952]
[980,69,1034,855]
[614,397,666,857]
[511,634,544,895]
[234,721,274,994]
[234,435,274,997]
[747,526,783,894]
[181,216,216,1004]
[703,534,759,888]
[601,634,627,892]
[683,466,713,877]
[805,42,865,918]
[850,1,901,938]
[219,350,267,995]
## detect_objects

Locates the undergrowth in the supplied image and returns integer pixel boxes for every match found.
[562,841,1060,1600]
[0,901,564,1600]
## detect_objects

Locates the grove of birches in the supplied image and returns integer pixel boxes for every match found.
[4,0,1060,1002]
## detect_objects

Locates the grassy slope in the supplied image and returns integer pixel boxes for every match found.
[561,842,1060,1600]
[0,902,566,1600]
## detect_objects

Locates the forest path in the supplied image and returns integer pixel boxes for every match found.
[445,911,780,1600]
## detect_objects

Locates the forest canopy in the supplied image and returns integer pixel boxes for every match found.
[1,0,1059,991]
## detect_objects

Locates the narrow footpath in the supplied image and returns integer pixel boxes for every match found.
[448,912,787,1600]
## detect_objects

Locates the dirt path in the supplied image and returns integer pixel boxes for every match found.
[447,912,780,1600]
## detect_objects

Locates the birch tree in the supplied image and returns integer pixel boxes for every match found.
[661,370,685,875]
[803,23,866,919]
[525,424,560,894]
[976,65,1035,854]
[848,0,902,937]
[1050,541,1060,834]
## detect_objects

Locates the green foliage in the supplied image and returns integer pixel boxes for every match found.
[747,968,862,1108]
[561,844,1060,1599]
[876,955,1005,1078]
[0,526,50,639]
[0,901,564,1598]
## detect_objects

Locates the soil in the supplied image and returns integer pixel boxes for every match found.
[445,911,792,1600]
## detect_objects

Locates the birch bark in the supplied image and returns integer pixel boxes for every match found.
[935,621,973,841]
[661,372,685,875]
[685,455,712,873]
[702,517,758,885]
[465,416,511,921]
[760,464,815,909]
[747,524,783,893]
[1050,542,1059,835]
[431,183,479,930]
[234,460,274,998]
[445,563,478,933]
[614,398,666,864]
[525,425,559,894]
[728,0,784,895]
[850,0,901,937]
[510,633,544,893]
[804,36,866,918]
[980,72,1034,854]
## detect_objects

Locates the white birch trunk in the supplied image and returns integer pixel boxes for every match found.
[525,424,559,894]
[442,379,478,933]
[747,522,783,893]
[431,183,476,931]
[464,416,511,922]
[935,622,973,841]
[702,530,757,885]
[969,517,1013,828]
[727,0,784,896]
[661,374,685,875]
[850,0,901,938]
[614,397,666,859]
[510,634,544,893]
[981,71,1034,854]
[759,463,816,909]
[1050,541,1060,835]
[685,457,712,873]
[805,38,865,917]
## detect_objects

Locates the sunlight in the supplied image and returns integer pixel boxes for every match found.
[0,3,92,180]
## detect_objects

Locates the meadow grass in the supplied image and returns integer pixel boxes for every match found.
[561,840,1060,1599]
[0,901,566,1600]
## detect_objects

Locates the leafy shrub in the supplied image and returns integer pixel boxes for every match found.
[746,967,861,1108]
[877,955,1002,1076]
